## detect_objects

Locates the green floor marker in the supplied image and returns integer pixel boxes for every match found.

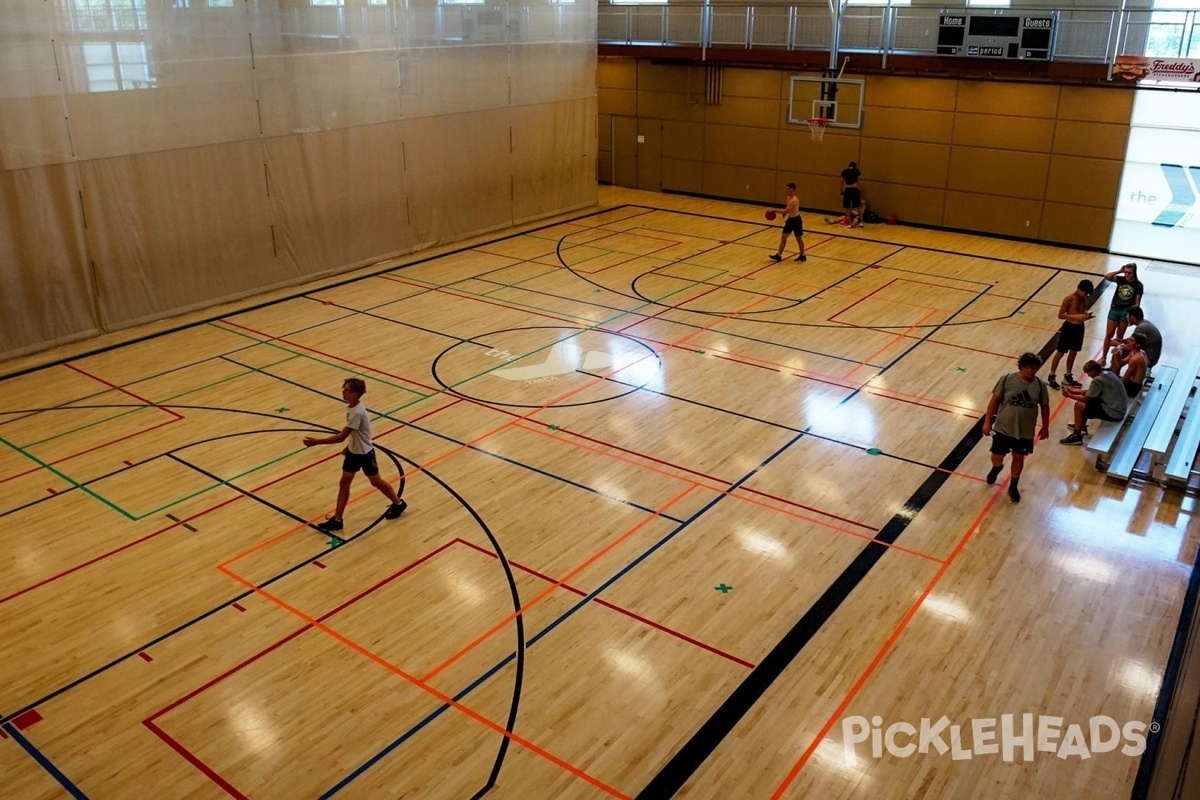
[696,350,705,355]
[276,406,289,413]
[955,366,967,372]
[548,424,558,431]
[866,447,882,456]
[715,583,733,593]
[328,537,342,548]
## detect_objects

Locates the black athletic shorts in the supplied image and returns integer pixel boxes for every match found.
[990,432,1033,456]
[1083,397,1122,423]
[1123,379,1143,398]
[782,216,803,235]
[342,448,380,476]
[842,188,861,209]
[1055,321,1085,354]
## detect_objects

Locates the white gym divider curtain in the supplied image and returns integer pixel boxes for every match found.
[0,0,598,361]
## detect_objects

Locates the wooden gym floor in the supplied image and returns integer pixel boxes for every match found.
[1,187,1197,799]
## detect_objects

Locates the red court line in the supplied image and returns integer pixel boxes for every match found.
[842,308,941,381]
[455,538,756,669]
[376,274,584,328]
[215,563,628,798]
[420,484,698,683]
[144,719,249,799]
[0,417,180,485]
[64,363,184,420]
[768,481,1008,799]
[768,397,1073,797]
[865,390,976,418]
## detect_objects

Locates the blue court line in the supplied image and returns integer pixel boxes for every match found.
[3,722,89,799]
[322,277,1000,796]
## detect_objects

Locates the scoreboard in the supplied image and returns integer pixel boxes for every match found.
[937,14,1055,60]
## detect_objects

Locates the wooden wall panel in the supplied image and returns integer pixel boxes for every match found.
[598,58,637,90]
[1057,86,1133,124]
[955,81,1060,118]
[943,191,1044,238]
[861,107,955,144]
[637,62,694,94]
[704,125,780,170]
[947,148,1050,200]
[1052,120,1130,160]
[703,163,776,202]
[863,183,946,227]
[860,139,951,188]
[1045,155,1123,208]
[662,158,704,194]
[865,75,958,111]
[662,120,706,162]
[598,88,636,117]
[706,96,781,128]
[600,58,1126,248]
[952,114,1056,152]
[777,128,859,174]
[722,68,784,99]
[638,90,705,122]
[1040,202,1115,249]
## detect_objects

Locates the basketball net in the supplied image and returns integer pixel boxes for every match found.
[806,117,828,142]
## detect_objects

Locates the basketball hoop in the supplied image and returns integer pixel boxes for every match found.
[806,117,828,142]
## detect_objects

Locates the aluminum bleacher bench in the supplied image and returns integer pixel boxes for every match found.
[1163,347,1200,486]
[1107,369,1177,481]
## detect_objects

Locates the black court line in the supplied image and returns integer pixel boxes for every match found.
[0,205,637,383]
[635,285,1097,797]
[0,406,527,799]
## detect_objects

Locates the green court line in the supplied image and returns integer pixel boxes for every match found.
[479,266,561,297]
[0,436,135,520]
[210,323,429,400]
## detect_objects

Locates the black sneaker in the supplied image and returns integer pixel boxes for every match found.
[1066,423,1089,434]
[796,254,807,262]
[986,465,1002,485]
[316,517,344,532]
[1060,431,1085,445]
[385,500,407,519]
[769,253,782,262]
[1047,375,1059,390]
[1063,374,1082,388]
[1008,484,1021,503]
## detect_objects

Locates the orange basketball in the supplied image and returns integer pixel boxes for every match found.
[765,209,777,221]
[885,213,898,225]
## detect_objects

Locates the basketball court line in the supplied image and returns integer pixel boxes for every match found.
[0,203,1113,796]
[633,328,1067,798]
[1,722,86,800]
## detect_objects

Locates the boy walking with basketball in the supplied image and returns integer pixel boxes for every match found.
[769,183,806,263]
[1046,279,1095,390]
[982,352,1051,503]
[302,377,406,533]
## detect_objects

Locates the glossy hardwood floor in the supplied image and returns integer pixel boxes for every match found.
[1,187,1197,799]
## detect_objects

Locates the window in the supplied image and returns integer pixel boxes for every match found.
[966,0,1011,7]
[70,0,149,32]
[83,40,153,91]
[845,0,911,7]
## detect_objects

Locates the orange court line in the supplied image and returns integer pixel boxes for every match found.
[769,395,1073,798]
[769,479,1009,799]
[214,565,629,800]
[420,484,697,682]
[841,308,942,381]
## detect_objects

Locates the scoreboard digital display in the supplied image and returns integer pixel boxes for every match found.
[937,14,1055,60]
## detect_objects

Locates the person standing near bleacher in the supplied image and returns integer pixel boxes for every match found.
[1100,263,1144,365]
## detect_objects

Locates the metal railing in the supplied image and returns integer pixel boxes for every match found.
[598,3,1200,64]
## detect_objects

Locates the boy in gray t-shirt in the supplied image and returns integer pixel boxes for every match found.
[302,377,408,534]
[983,352,1051,503]
[1060,360,1128,445]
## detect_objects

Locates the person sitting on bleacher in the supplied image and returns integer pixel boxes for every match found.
[1060,360,1129,445]
[1111,332,1149,398]
[1123,307,1161,379]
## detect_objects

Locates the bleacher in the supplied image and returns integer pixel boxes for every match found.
[1090,347,1200,488]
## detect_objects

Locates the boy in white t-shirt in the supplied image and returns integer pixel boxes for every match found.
[302,377,406,533]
